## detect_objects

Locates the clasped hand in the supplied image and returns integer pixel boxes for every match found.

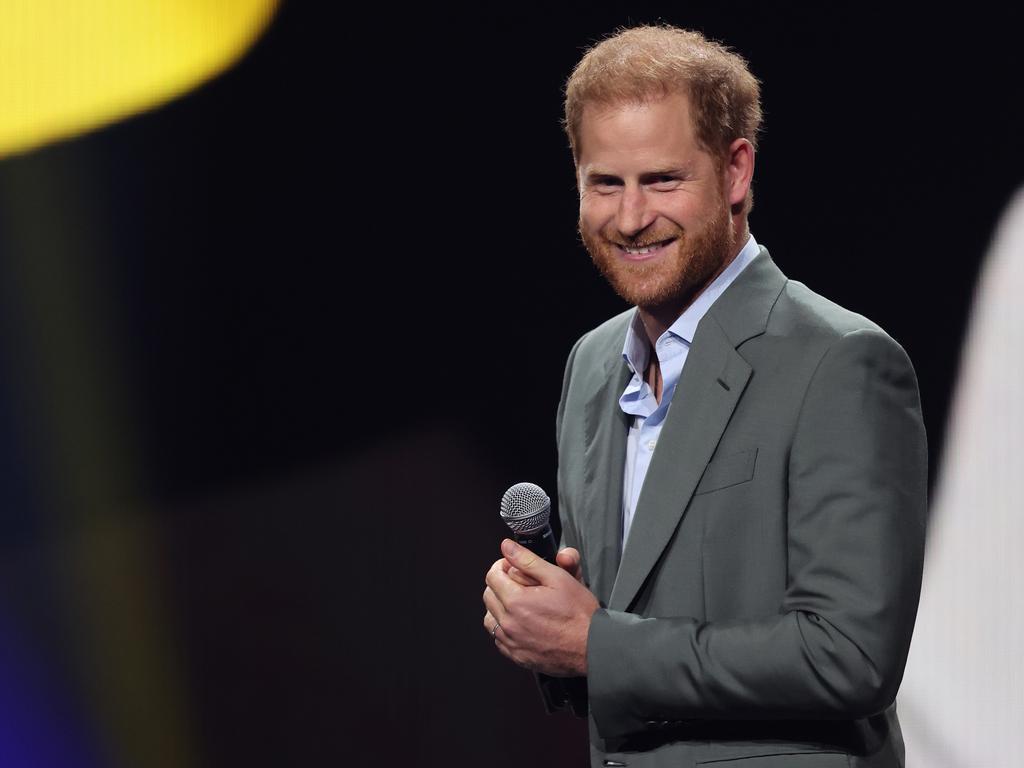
[482,538,599,677]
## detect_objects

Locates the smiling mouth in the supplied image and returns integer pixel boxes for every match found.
[615,237,677,259]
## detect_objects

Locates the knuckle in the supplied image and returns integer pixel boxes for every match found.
[509,600,529,621]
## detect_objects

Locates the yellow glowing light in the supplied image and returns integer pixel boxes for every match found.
[0,0,278,157]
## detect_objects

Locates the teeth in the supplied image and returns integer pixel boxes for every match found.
[623,240,667,255]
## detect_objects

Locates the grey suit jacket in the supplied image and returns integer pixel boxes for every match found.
[553,249,928,768]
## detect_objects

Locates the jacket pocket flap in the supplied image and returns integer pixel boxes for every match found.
[694,447,757,495]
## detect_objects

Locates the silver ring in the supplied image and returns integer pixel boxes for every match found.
[491,621,501,638]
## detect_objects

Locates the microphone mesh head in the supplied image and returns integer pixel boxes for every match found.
[499,482,551,534]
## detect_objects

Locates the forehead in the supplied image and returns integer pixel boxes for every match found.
[576,92,705,171]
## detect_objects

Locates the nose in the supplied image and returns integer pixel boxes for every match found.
[615,183,656,238]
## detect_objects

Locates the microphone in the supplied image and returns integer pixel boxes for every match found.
[499,482,558,563]
[498,482,588,717]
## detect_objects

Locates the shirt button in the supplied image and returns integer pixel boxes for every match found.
[646,440,656,450]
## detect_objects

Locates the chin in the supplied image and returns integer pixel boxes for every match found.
[596,254,703,309]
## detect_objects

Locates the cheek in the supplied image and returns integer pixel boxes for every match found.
[579,199,613,234]
[656,198,701,228]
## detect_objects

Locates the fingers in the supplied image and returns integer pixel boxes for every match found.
[507,565,541,586]
[483,610,501,638]
[496,544,553,586]
[483,606,527,666]
[483,558,517,651]
[486,554,529,602]
[556,546,581,567]
[556,547,583,582]
[492,557,538,586]
[482,584,506,627]
[504,545,581,585]
[483,543,575,671]
[484,610,528,667]
[500,539,558,584]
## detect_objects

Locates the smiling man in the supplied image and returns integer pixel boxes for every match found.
[482,25,927,768]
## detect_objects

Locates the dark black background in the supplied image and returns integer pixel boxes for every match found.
[0,3,1021,765]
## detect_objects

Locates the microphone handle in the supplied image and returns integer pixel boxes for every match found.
[513,524,558,563]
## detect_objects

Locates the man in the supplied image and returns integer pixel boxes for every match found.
[482,25,927,768]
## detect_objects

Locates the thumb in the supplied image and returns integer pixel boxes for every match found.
[556,547,583,582]
[501,538,555,583]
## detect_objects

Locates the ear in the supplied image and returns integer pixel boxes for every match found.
[724,137,755,209]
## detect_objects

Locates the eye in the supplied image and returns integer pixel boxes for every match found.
[590,176,622,194]
[649,175,681,191]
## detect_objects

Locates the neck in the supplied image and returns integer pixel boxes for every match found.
[636,304,685,349]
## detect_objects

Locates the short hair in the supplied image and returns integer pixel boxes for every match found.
[564,25,762,171]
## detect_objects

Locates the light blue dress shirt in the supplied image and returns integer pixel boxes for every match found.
[619,234,760,545]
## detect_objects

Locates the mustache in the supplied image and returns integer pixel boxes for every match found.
[610,235,679,249]
[580,222,685,250]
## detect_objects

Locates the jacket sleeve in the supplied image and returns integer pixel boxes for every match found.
[586,328,928,737]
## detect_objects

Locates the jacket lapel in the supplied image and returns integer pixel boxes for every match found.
[607,249,787,612]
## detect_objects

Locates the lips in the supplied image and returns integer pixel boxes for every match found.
[615,237,677,261]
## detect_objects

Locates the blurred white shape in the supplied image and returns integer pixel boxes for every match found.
[899,187,1024,767]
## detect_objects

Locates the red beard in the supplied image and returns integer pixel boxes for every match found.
[580,200,735,314]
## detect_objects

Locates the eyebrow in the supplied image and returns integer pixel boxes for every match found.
[581,167,690,182]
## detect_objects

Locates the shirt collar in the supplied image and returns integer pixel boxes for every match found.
[621,233,760,372]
